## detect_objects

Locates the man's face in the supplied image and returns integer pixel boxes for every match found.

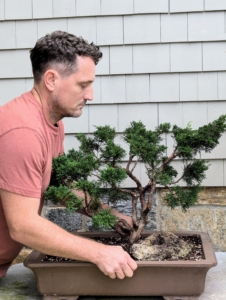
[50,56,96,119]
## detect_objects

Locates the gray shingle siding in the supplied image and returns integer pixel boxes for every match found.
[0,1,226,186]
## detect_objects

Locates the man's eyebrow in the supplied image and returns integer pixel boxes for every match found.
[79,80,94,84]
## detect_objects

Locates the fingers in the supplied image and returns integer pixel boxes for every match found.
[104,255,137,280]
[107,270,129,280]
[96,245,138,280]
[116,270,126,280]
[120,261,137,278]
[107,265,136,280]
[108,272,117,279]
[121,251,138,275]
[127,256,138,272]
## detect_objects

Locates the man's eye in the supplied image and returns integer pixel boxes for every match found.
[81,83,88,88]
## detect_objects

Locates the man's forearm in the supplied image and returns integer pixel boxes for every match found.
[1,188,137,279]
[13,214,137,279]
[72,188,133,226]
[12,214,106,263]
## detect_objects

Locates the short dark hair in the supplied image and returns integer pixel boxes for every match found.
[30,31,102,83]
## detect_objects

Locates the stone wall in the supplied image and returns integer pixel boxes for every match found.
[42,187,226,251]
[157,187,226,251]
[42,195,157,233]
[41,204,83,232]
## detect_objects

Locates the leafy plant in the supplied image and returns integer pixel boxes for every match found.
[45,115,226,245]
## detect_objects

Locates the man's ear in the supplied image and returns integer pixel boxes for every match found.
[43,69,59,92]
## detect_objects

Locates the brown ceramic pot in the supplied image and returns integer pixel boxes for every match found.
[24,231,217,300]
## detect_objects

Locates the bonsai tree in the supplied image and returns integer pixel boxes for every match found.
[45,115,226,245]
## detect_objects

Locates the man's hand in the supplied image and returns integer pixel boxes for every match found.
[94,244,137,279]
[1,189,137,280]
[120,215,133,227]
[113,218,133,236]
[72,188,134,229]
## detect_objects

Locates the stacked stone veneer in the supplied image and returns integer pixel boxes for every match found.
[42,187,226,251]
[41,203,83,232]
[42,193,156,233]
[157,187,226,251]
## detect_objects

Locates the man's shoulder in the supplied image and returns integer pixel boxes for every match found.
[0,92,43,136]
[0,91,38,114]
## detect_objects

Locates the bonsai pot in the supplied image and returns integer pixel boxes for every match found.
[24,231,217,300]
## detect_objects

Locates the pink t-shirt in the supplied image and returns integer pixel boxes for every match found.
[0,92,64,277]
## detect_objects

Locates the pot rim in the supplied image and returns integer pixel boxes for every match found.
[24,231,217,268]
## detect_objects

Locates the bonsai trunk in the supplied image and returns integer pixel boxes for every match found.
[128,182,154,244]
[129,220,146,245]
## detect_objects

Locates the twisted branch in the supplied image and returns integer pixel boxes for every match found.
[131,156,140,173]
[160,147,178,171]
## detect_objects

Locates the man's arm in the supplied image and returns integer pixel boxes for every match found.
[71,188,133,227]
[0,189,137,279]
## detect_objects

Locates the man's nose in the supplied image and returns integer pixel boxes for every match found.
[84,85,93,101]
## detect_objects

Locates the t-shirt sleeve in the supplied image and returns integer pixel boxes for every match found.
[0,128,46,198]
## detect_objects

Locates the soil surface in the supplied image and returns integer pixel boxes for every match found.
[42,235,204,262]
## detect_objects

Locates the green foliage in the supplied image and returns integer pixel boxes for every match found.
[73,180,100,199]
[164,185,202,212]
[157,122,171,134]
[66,197,83,213]
[183,160,209,186]
[50,151,95,186]
[123,121,168,163]
[100,166,127,186]
[93,125,116,142]
[76,126,117,155]
[50,151,98,187]
[157,164,178,186]
[50,155,78,186]
[45,115,226,231]
[45,185,83,212]
[100,140,126,165]
[92,209,118,229]
[75,133,99,154]
[45,125,128,229]
[173,115,226,159]
[73,180,102,212]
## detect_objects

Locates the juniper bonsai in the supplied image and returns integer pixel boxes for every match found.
[45,115,226,245]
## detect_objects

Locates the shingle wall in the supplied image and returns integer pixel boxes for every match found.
[1,0,226,186]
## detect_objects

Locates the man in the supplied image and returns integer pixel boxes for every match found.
[0,31,137,279]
